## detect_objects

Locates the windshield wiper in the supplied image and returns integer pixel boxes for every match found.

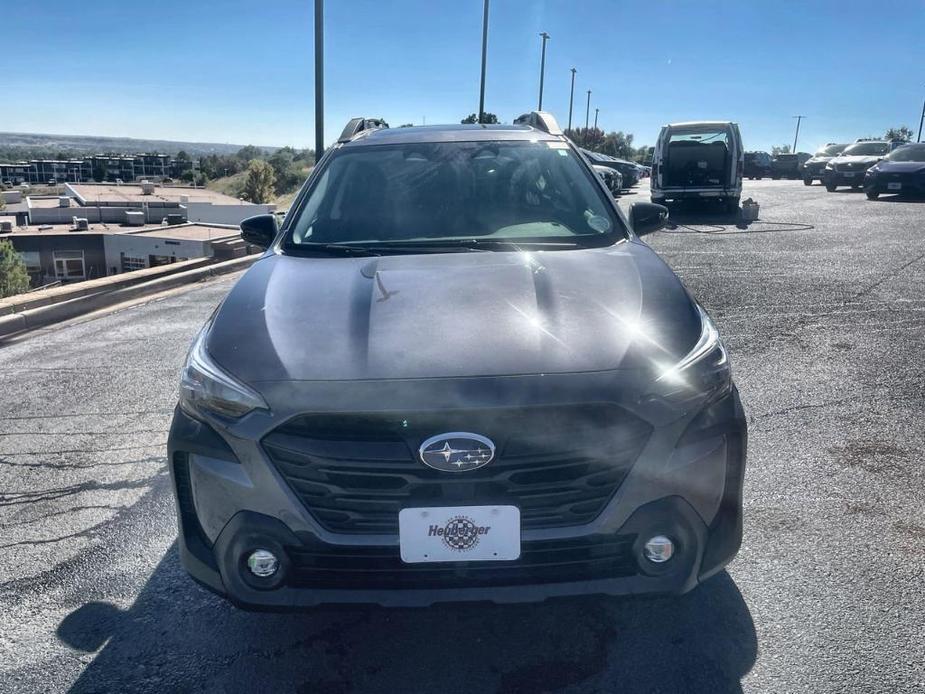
[291,243,383,257]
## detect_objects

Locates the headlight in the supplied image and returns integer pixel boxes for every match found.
[179,320,269,419]
[652,306,731,403]
[825,163,835,170]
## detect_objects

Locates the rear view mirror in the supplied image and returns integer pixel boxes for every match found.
[240,214,278,249]
[630,202,669,237]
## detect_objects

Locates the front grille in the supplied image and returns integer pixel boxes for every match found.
[262,405,652,535]
[287,534,638,589]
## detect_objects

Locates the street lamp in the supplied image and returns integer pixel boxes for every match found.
[537,32,550,110]
[314,0,324,159]
[792,115,806,152]
[567,68,577,131]
[918,87,925,142]
[585,90,592,130]
[594,108,599,129]
[478,0,490,123]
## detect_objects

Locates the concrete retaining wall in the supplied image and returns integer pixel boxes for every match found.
[0,254,259,340]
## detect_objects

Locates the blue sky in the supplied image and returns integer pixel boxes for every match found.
[4,0,923,152]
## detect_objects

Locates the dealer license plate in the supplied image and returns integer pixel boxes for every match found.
[887,182,902,191]
[399,505,521,563]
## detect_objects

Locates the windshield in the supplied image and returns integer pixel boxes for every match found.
[842,142,890,156]
[286,140,624,250]
[885,144,925,162]
[816,144,847,156]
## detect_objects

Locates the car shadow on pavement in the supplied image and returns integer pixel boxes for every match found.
[58,544,756,694]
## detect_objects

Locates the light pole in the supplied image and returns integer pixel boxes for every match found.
[918,89,925,142]
[594,108,599,129]
[314,0,324,159]
[537,32,550,110]
[567,68,576,131]
[585,90,592,130]
[792,115,805,152]
[478,0,490,123]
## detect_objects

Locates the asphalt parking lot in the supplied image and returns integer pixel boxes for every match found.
[1,178,923,693]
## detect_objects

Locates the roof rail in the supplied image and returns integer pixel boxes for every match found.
[338,117,390,143]
[513,111,562,136]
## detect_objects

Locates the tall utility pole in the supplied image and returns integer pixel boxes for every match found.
[792,115,806,152]
[314,0,324,159]
[585,90,592,129]
[918,90,925,142]
[567,68,577,130]
[537,32,550,110]
[478,0,490,123]
[594,108,599,129]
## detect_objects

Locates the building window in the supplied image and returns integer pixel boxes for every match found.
[18,251,41,274]
[120,255,146,272]
[53,250,86,281]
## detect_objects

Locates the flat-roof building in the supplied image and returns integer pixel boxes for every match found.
[3,219,249,287]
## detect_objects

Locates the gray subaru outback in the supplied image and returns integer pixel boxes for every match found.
[167,112,747,609]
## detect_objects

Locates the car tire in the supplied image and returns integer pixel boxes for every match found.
[803,176,813,186]
[866,191,879,200]
[825,183,837,192]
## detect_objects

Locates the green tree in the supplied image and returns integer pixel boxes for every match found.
[399,123,415,128]
[236,145,264,161]
[0,239,30,298]
[884,126,913,142]
[771,144,792,155]
[242,159,276,203]
[565,127,605,151]
[461,112,499,124]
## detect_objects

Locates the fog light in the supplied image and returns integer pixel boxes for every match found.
[246,549,279,577]
[643,535,674,563]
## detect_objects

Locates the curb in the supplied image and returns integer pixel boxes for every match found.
[0,255,258,340]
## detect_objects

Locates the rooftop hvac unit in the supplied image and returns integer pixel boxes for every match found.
[72,217,90,231]
[141,181,155,195]
[124,210,145,226]
[58,196,70,208]
[0,220,12,234]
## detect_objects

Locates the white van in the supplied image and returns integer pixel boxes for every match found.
[651,121,744,212]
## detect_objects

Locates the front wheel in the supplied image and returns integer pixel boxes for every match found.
[866,191,879,200]
[825,183,837,192]
[803,176,813,186]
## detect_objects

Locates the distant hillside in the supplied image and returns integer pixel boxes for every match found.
[0,132,277,158]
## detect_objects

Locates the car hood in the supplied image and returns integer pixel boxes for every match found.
[873,161,925,174]
[832,155,882,165]
[207,244,701,383]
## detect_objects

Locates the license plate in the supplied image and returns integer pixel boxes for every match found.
[842,172,856,178]
[888,182,902,191]
[399,505,521,563]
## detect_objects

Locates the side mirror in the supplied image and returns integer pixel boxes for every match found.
[630,202,669,237]
[240,214,278,249]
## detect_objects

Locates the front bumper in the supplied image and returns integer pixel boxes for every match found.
[802,164,827,179]
[824,169,871,186]
[864,173,925,196]
[168,386,747,609]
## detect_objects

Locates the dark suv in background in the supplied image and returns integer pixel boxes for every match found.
[802,143,849,185]
[770,152,811,179]
[167,111,747,609]
[744,151,772,179]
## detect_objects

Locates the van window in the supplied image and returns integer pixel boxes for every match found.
[669,130,730,146]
